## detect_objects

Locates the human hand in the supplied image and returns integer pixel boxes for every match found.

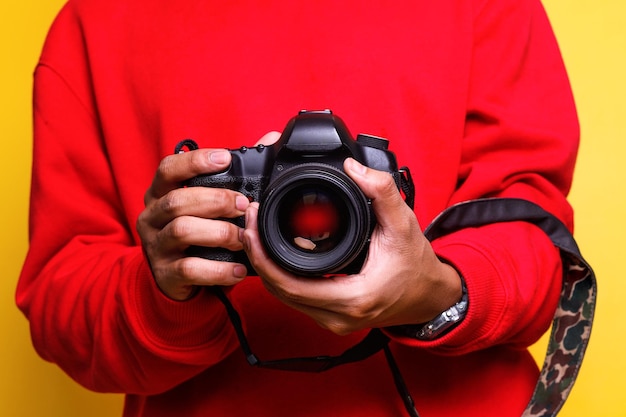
[242,157,462,334]
[136,132,280,300]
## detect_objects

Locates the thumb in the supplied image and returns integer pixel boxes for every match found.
[343,158,410,230]
[255,131,281,146]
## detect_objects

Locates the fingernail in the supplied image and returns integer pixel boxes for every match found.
[235,195,250,212]
[209,150,230,164]
[234,265,247,278]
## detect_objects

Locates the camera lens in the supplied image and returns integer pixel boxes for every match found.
[258,164,371,276]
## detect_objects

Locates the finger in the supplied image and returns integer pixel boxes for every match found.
[343,158,413,230]
[147,148,232,202]
[143,187,250,229]
[160,257,248,299]
[254,131,281,146]
[241,203,276,277]
[157,216,245,253]
[242,203,306,292]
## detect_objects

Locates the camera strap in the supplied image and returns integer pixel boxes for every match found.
[423,198,596,417]
[210,193,595,416]
[210,286,392,372]
[396,166,415,209]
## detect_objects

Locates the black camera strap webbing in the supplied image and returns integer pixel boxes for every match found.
[210,197,595,416]
[174,139,199,153]
[209,286,420,414]
[210,286,392,372]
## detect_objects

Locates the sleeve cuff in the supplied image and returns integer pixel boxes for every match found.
[385,227,511,355]
[118,250,238,362]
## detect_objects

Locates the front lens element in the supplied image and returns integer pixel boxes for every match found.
[258,164,370,276]
[279,187,345,253]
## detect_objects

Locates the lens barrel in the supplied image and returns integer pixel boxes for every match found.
[258,163,371,276]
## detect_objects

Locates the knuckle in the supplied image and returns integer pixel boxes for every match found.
[143,189,153,206]
[206,188,228,208]
[156,155,177,179]
[209,262,231,280]
[136,210,148,232]
[141,240,159,267]
[343,304,369,323]
[188,149,208,173]
[160,191,184,216]
[216,222,234,242]
[175,257,201,281]
[212,221,238,249]
[273,281,306,304]
[281,290,302,306]
[323,320,353,336]
[168,217,193,240]
[149,156,179,196]
[175,257,238,286]
[376,173,398,195]
[343,292,377,323]
[207,188,232,209]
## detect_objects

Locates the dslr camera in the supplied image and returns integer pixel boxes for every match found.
[177,110,414,276]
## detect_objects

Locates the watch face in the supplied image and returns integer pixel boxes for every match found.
[417,284,468,340]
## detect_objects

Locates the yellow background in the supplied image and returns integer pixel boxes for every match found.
[1,0,623,416]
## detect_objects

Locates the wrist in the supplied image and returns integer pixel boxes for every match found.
[413,277,468,340]
[390,261,468,340]
[418,260,464,323]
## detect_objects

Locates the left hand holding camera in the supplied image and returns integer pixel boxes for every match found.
[243,157,462,335]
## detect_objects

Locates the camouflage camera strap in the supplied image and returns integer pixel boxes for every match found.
[424,198,597,417]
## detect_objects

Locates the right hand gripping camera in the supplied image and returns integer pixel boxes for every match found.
[176,110,414,276]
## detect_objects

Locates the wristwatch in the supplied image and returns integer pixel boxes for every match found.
[393,279,468,341]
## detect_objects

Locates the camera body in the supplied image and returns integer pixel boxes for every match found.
[181,110,411,276]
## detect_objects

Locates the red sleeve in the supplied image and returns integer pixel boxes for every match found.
[392,0,578,353]
[15,4,238,394]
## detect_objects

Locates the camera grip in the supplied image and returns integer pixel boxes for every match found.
[182,176,267,277]
[186,175,266,202]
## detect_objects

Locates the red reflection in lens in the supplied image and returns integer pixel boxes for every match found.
[290,199,340,241]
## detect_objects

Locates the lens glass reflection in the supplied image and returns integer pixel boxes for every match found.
[278,187,346,253]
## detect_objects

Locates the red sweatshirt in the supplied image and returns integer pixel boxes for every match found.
[17,0,579,416]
